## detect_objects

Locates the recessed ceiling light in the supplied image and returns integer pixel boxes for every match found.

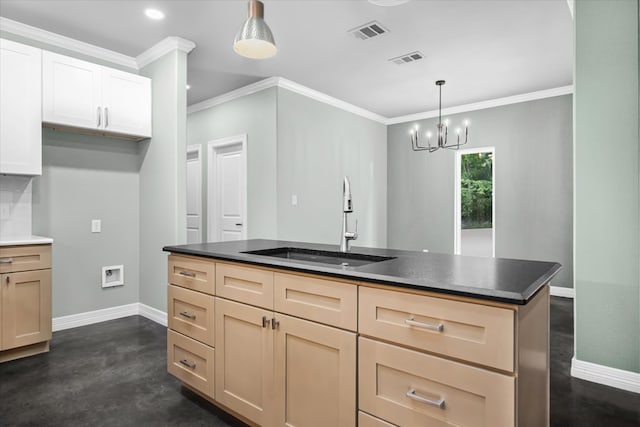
[144,8,165,20]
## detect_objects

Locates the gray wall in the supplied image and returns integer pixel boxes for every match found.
[574,0,639,373]
[276,88,387,248]
[187,87,278,240]
[138,50,188,312]
[387,95,573,288]
[32,130,140,317]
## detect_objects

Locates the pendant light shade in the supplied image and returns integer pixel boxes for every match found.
[234,0,277,59]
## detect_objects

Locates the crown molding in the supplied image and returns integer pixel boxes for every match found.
[0,17,138,69]
[386,85,574,125]
[136,36,196,69]
[187,77,280,114]
[188,76,388,123]
[276,77,388,124]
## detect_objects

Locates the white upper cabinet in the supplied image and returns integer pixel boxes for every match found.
[42,51,152,139]
[0,39,42,176]
[42,51,102,130]
[102,68,152,137]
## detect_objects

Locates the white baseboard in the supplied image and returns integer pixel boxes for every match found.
[138,303,167,326]
[53,303,139,332]
[550,286,574,298]
[52,303,167,332]
[571,357,640,394]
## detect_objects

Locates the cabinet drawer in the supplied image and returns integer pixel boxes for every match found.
[359,286,514,371]
[359,338,514,427]
[359,412,396,427]
[167,329,215,399]
[0,245,51,273]
[168,285,214,346]
[274,273,357,331]
[168,255,215,295]
[216,262,274,310]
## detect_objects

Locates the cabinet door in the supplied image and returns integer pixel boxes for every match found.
[215,298,275,426]
[0,39,42,176]
[102,68,151,138]
[274,314,356,427]
[1,270,51,350]
[42,51,102,130]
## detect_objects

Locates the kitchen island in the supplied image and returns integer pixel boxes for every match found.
[163,239,561,427]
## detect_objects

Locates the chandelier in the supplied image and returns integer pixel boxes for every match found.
[411,80,469,152]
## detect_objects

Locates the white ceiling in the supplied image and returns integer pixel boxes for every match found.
[0,0,573,118]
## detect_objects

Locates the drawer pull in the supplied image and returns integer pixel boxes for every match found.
[405,316,444,332]
[406,389,445,409]
[179,359,196,369]
[0,258,13,264]
[179,311,196,320]
[179,271,196,278]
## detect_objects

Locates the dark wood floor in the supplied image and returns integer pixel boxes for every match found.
[0,297,638,426]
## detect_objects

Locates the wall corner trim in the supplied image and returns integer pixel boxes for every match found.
[550,286,575,298]
[571,357,640,394]
[52,303,167,332]
[136,36,196,69]
[0,17,138,69]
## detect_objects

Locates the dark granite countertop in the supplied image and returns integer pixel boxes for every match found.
[163,239,561,305]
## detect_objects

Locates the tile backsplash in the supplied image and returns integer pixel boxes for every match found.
[0,175,32,239]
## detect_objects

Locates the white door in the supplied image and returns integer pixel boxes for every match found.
[0,39,42,176]
[186,145,202,244]
[208,136,247,242]
[42,51,102,130]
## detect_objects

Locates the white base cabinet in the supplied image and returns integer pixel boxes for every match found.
[0,39,42,176]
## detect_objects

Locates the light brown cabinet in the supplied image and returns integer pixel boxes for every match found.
[213,263,357,427]
[166,254,550,427]
[0,244,52,362]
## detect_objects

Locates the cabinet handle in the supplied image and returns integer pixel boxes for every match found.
[0,258,13,264]
[97,106,102,127]
[405,316,444,332]
[179,271,196,278]
[179,359,196,369]
[5,276,9,284]
[105,107,109,128]
[179,311,196,320]
[406,389,445,409]
[262,316,269,328]
[271,317,280,330]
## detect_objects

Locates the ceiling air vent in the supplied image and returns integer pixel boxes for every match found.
[349,21,389,40]
[388,51,424,65]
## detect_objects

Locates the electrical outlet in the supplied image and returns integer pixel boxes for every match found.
[291,194,298,206]
[91,219,101,233]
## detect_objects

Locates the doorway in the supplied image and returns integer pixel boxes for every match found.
[207,135,247,242]
[454,147,495,257]
[186,145,202,244]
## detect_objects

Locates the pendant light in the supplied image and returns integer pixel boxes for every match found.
[233,0,277,59]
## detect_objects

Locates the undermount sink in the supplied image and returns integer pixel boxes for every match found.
[242,247,395,267]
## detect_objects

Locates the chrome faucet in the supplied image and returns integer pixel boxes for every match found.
[340,176,358,252]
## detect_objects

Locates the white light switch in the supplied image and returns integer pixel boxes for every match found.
[291,194,298,206]
[91,219,101,233]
